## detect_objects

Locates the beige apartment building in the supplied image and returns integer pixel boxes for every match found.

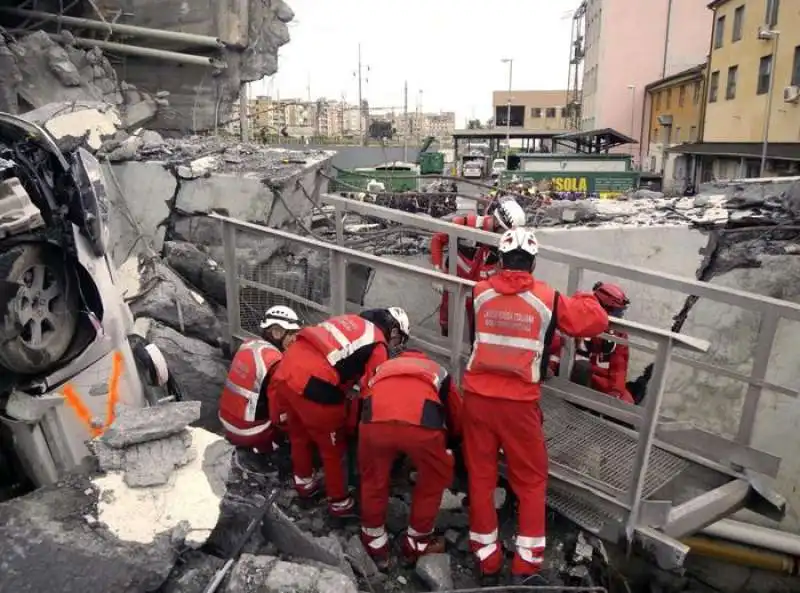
[671,0,800,180]
[492,90,571,131]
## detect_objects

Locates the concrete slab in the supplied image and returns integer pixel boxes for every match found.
[175,172,273,220]
[91,427,230,548]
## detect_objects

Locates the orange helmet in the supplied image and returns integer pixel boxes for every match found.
[593,282,630,311]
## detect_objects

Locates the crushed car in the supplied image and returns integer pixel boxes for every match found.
[0,112,180,501]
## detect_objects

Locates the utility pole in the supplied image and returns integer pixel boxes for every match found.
[760,29,780,177]
[403,81,408,161]
[501,58,514,162]
[307,73,311,102]
[357,43,364,146]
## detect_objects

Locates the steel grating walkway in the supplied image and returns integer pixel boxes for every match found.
[541,395,690,500]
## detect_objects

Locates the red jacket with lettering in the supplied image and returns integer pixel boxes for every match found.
[219,339,286,442]
[430,214,497,281]
[361,350,462,438]
[273,314,389,407]
[463,270,609,401]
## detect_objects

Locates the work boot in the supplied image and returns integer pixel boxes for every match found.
[293,473,323,507]
[509,572,549,586]
[328,495,358,520]
[360,526,390,570]
[234,448,276,475]
[400,530,446,566]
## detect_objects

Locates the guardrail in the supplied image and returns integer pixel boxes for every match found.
[318,193,800,449]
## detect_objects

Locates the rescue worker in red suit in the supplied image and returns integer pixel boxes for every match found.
[430,198,526,337]
[548,282,634,404]
[218,305,301,452]
[462,227,609,586]
[272,307,410,518]
[358,349,463,567]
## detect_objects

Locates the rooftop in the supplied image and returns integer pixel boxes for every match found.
[453,127,569,139]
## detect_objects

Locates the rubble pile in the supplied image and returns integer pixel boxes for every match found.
[0,31,165,129]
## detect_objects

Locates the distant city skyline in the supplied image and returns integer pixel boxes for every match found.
[248,0,580,126]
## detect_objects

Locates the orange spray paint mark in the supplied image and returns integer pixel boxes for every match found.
[63,384,103,438]
[106,350,124,427]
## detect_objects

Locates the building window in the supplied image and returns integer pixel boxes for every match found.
[726,65,738,99]
[655,92,662,110]
[675,127,681,143]
[689,125,698,141]
[714,15,726,49]
[693,81,702,104]
[679,85,686,107]
[545,108,556,118]
[561,107,568,118]
[792,46,800,86]
[757,54,773,95]
[732,5,744,42]
[531,107,542,117]
[666,88,672,109]
[765,0,779,27]
[709,71,720,102]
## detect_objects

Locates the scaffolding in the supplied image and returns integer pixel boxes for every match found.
[566,1,587,131]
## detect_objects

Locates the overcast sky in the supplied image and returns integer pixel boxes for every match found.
[248,0,580,126]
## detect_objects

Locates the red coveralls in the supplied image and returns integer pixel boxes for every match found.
[549,332,634,404]
[358,351,463,562]
[218,339,286,451]
[430,214,497,336]
[462,270,608,578]
[271,314,389,515]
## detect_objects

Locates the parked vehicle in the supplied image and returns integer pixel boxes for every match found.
[463,160,484,179]
[490,158,507,178]
[0,113,180,501]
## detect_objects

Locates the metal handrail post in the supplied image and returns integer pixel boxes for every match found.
[625,337,673,541]
[736,311,779,445]
[450,284,467,381]
[329,248,347,315]
[222,221,242,341]
[447,234,459,337]
[560,265,584,379]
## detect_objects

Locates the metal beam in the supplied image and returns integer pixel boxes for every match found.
[662,479,750,538]
[634,526,690,571]
[0,7,225,49]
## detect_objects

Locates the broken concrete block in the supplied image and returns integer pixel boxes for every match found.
[177,155,223,179]
[123,431,197,487]
[227,555,279,593]
[123,96,158,129]
[439,489,465,510]
[146,321,229,433]
[175,172,273,220]
[92,428,226,548]
[129,258,224,347]
[0,474,178,591]
[101,401,201,448]
[316,569,359,593]
[415,554,454,591]
[106,134,143,162]
[41,105,121,151]
[386,497,410,534]
[164,241,228,305]
[261,504,342,567]
[46,45,81,86]
[265,560,320,593]
[345,535,380,578]
[160,550,226,593]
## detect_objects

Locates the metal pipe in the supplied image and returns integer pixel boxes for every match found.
[502,58,513,162]
[0,6,225,49]
[702,518,800,557]
[34,33,226,67]
[661,0,673,78]
[683,536,798,575]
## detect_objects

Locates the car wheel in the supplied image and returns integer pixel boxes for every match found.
[0,244,79,374]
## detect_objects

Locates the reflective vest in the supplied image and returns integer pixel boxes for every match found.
[466,282,555,387]
[219,340,282,437]
[362,356,450,429]
[576,334,621,373]
[299,314,385,369]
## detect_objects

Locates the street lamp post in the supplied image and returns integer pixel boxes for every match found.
[501,58,513,162]
[627,85,636,155]
[759,29,780,177]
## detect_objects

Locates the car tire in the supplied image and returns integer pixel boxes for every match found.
[0,244,79,374]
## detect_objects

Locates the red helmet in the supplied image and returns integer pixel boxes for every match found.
[593,282,630,310]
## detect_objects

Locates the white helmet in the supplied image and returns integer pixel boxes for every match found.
[387,306,410,337]
[498,227,539,257]
[260,305,301,331]
[493,199,526,230]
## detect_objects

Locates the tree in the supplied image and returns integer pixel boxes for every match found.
[467,119,483,129]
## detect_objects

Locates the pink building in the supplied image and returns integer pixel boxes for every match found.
[580,0,713,164]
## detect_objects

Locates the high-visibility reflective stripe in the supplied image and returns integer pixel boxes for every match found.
[474,332,543,351]
[469,529,498,545]
[368,357,448,390]
[294,475,316,486]
[320,321,378,366]
[362,526,386,537]
[516,535,546,549]
[595,360,610,369]
[517,548,544,564]
[219,416,271,437]
[224,378,261,423]
[236,341,280,421]
[476,543,498,561]
[367,533,389,549]
[330,497,354,511]
[457,256,472,274]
